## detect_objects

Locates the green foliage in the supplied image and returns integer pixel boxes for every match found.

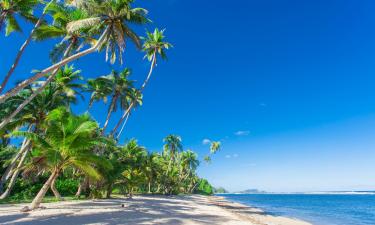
[55,179,79,196]
[0,145,16,174]
[195,179,214,195]
[0,0,218,207]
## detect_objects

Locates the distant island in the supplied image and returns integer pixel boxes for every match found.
[237,189,267,194]
[214,188,267,194]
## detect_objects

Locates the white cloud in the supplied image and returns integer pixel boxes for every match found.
[202,139,211,145]
[225,155,231,158]
[234,130,250,136]
[233,154,239,158]
[259,102,267,107]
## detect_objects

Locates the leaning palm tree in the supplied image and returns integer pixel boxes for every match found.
[0,0,149,127]
[88,68,135,133]
[0,67,83,199]
[0,0,45,93]
[112,87,142,137]
[112,28,171,137]
[33,2,94,63]
[12,107,112,211]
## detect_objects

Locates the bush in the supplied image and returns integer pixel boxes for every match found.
[194,178,214,195]
[55,179,79,196]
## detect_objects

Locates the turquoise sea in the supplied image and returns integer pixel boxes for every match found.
[218,193,375,225]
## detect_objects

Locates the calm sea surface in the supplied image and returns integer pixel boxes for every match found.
[217,194,375,225]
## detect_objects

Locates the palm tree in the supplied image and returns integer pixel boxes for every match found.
[33,2,93,63]
[140,28,172,91]
[113,28,171,138]
[0,67,83,199]
[163,135,183,162]
[0,0,149,119]
[112,87,142,137]
[88,69,135,133]
[210,141,221,154]
[0,0,56,94]
[0,0,38,35]
[12,107,112,211]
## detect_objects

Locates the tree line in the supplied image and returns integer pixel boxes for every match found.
[0,0,220,211]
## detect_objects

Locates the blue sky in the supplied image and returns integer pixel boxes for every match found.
[2,0,375,192]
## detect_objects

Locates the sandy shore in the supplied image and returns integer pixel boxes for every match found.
[0,195,312,225]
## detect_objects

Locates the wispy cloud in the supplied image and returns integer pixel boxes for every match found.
[259,102,267,107]
[225,154,239,159]
[202,139,211,145]
[234,130,250,136]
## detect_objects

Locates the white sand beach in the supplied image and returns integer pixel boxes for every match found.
[0,195,311,225]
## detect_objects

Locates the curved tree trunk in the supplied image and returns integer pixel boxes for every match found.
[102,94,118,134]
[0,1,51,93]
[0,74,56,130]
[111,54,156,136]
[0,135,30,194]
[0,26,110,106]
[0,141,31,200]
[111,103,133,136]
[116,112,130,139]
[50,176,63,201]
[25,169,59,211]
[0,34,95,131]
[0,11,8,31]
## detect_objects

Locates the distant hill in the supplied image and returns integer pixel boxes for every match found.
[214,187,229,193]
[238,189,266,194]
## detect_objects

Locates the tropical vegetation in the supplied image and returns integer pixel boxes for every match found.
[0,0,220,211]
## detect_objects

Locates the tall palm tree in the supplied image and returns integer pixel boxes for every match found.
[112,28,171,138]
[112,87,142,137]
[0,0,38,35]
[0,0,53,94]
[163,135,183,162]
[12,107,112,211]
[0,0,149,118]
[0,67,83,199]
[87,68,135,133]
[32,2,93,63]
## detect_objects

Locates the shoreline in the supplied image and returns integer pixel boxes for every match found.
[0,195,312,225]
[208,195,312,225]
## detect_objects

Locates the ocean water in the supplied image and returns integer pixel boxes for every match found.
[218,194,375,225]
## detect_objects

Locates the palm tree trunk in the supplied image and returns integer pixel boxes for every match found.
[111,103,133,135]
[50,176,63,201]
[0,141,31,200]
[0,74,55,130]
[106,183,112,198]
[75,182,83,198]
[0,0,52,93]
[0,11,7,31]
[140,53,156,92]
[0,34,93,131]
[116,112,130,139]
[0,26,110,106]
[148,181,152,194]
[26,168,60,211]
[102,94,118,134]
[111,54,157,136]
[0,133,30,194]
